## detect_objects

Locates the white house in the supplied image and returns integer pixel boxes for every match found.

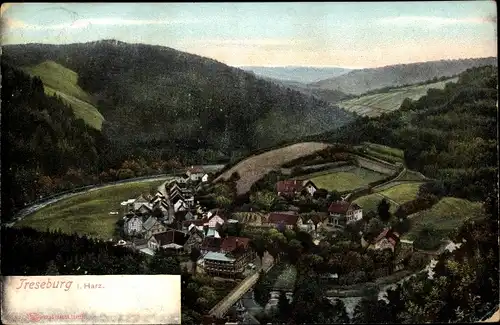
[302,180,318,196]
[328,201,363,227]
[174,199,189,212]
[125,216,143,236]
[186,166,206,182]
[201,173,209,183]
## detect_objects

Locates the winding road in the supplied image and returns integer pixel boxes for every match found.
[5,164,225,228]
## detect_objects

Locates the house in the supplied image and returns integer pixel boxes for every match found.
[203,236,255,277]
[132,238,149,250]
[364,228,401,252]
[201,173,209,183]
[174,199,190,212]
[133,195,152,212]
[276,180,304,197]
[200,236,223,255]
[182,219,206,231]
[184,228,205,253]
[188,223,221,238]
[328,201,363,226]
[299,213,326,232]
[143,216,167,239]
[186,166,206,182]
[302,180,318,196]
[276,180,318,197]
[206,212,226,229]
[124,215,143,236]
[147,229,190,253]
[267,212,302,229]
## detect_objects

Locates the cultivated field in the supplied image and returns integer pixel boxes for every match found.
[231,212,267,226]
[23,60,104,130]
[377,182,424,205]
[337,77,459,117]
[16,180,164,239]
[310,167,386,192]
[214,142,332,195]
[404,197,483,240]
[362,142,405,164]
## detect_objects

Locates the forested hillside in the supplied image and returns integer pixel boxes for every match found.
[311,57,497,95]
[309,65,498,201]
[2,40,354,165]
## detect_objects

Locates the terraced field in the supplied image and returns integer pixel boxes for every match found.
[16,180,164,239]
[362,142,405,164]
[337,78,458,117]
[403,197,483,240]
[377,182,424,205]
[309,167,386,192]
[23,61,104,130]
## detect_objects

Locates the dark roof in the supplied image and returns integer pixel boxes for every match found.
[372,228,401,245]
[303,180,318,188]
[132,238,148,246]
[220,236,251,253]
[328,201,351,214]
[183,219,206,227]
[153,230,189,246]
[200,236,223,252]
[268,212,299,226]
[276,180,303,194]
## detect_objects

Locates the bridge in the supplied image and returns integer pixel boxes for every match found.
[207,253,274,320]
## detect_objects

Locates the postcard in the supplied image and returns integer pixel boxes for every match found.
[1,275,181,324]
[0,2,498,325]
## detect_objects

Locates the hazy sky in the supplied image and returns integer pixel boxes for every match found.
[1,2,497,68]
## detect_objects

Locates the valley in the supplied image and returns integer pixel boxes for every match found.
[1,3,497,323]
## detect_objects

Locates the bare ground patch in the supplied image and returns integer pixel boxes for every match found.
[214,142,332,195]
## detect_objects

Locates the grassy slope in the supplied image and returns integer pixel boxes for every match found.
[337,78,459,117]
[22,61,104,130]
[215,142,332,195]
[310,167,386,192]
[377,182,424,205]
[353,193,398,214]
[16,180,164,239]
[404,197,483,240]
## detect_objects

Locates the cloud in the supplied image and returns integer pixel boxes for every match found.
[3,17,204,31]
[378,15,495,27]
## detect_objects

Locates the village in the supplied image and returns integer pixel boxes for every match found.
[110,163,453,324]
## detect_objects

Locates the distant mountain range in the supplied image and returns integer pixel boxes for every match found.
[309,57,498,95]
[240,66,353,84]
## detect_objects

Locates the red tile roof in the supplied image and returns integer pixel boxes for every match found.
[372,228,400,246]
[220,236,251,253]
[276,180,303,194]
[268,212,300,226]
[328,201,351,214]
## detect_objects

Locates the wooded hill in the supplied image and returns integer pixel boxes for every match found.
[310,57,497,95]
[307,65,498,202]
[2,40,354,164]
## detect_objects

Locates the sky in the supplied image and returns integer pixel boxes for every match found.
[1,2,497,68]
